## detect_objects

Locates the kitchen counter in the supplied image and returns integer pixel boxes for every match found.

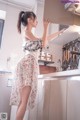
[38,69,80,120]
[0,70,12,77]
[0,69,80,78]
[0,70,11,74]
[38,69,80,79]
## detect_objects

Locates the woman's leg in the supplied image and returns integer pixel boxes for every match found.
[16,100,22,113]
[16,86,31,120]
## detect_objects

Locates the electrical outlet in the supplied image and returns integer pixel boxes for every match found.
[0,113,7,120]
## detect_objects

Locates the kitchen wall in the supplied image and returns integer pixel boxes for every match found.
[49,24,62,68]
[35,2,62,68]
[49,42,62,69]
[0,2,24,70]
[0,2,37,120]
[0,72,11,120]
[0,3,25,120]
[0,2,37,71]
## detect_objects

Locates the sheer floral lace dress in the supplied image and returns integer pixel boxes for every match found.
[9,37,43,110]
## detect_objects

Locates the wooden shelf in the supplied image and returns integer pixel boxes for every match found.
[38,60,54,66]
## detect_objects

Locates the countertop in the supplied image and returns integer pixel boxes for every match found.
[0,70,11,74]
[38,69,80,79]
[0,69,80,79]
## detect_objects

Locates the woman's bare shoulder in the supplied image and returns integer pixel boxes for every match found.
[23,30,42,41]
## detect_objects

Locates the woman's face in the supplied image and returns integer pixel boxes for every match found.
[33,17,38,27]
[28,17,38,28]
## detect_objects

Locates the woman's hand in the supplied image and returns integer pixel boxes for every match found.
[43,18,50,28]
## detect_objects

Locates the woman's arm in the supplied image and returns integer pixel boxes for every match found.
[47,29,66,41]
[41,20,66,47]
[41,19,50,48]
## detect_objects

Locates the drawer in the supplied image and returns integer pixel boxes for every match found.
[39,65,56,74]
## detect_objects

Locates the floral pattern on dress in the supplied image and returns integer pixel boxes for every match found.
[23,39,43,52]
[10,39,42,110]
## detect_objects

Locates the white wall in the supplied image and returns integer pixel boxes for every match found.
[35,2,44,37]
[0,3,24,71]
[0,2,37,71]
[0,73,12,120]
[49,42,62,69]
[49,24,62,69]
[35,3,62,69]
[0,2,37,120]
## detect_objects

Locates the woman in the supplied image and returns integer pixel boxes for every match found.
[10,11,64,120]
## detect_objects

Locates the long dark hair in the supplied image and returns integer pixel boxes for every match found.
[17,11,36,34]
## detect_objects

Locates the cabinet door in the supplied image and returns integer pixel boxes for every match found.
[43,80,67,120]
[67,80,80,120]
[44,0,80,26]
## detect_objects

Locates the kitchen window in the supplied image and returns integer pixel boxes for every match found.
[0,10,6,48]
[0,19,4,48]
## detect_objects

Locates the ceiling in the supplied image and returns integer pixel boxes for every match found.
[12,0,36,6]
[0,0,37,9]
[51,25,80,46]
[0,0,44,9]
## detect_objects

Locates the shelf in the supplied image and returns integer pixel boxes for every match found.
[38,60,54,66]
[71,51,80,55]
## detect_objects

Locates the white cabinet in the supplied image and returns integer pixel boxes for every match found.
[43,77,80,120]
[43,80,67,120]
[67,80,80,120]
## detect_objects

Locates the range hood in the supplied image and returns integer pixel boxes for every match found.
[64,3,80,16]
